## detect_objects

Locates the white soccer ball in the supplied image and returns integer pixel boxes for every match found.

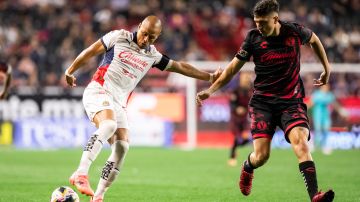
[50,186,80,202]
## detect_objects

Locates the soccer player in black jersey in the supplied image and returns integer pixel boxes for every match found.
[0,61,12,100]
[196,0,334,201]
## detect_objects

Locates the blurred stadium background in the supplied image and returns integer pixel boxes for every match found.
[0,0,359,201]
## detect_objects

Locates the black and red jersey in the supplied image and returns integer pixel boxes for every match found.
[236,21,313,101]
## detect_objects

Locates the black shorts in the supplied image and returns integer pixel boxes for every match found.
[248,96,310,143]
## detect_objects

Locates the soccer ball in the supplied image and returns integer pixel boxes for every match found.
[50,186,79,202]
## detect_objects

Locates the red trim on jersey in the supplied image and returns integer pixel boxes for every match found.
[261,93,274,97]
[253,133,271,139]
[284,120,307,134]
[92,64,110,86]
[281,65,300,98]
[125,91,133,107]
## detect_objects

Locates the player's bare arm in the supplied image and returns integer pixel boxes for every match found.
[0,66,12,99]
[64,39,106,87]
[166,61,222,83]
[309,33,331,86]
[196,58,246,106]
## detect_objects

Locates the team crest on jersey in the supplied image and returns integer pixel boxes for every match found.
[102,101,110,106]
[285,37,295,47]
[238,49,248,58]
[256,120,268,130]
[260,41,268,49]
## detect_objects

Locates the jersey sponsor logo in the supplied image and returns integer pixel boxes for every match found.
[260,50,297,64]
[118,51,149,72]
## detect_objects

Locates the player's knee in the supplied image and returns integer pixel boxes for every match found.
[289,127,309,144]
[113,140,130,160]
[114,140,129,155]
[112,140,129,168]
[296,140,310,154]
[290,129,308,146]
[291,134,310,155]
[99,119,117,136]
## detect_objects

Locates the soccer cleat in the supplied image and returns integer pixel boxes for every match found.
[69,172,95,196]
[312,189,335,202]
[239,161,254,196]
[90,196,104,202]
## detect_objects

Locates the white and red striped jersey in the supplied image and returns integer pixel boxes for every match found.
[92,29,172,107]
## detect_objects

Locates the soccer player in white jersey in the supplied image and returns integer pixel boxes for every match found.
[0,61,12,100]
[65,15,222,202]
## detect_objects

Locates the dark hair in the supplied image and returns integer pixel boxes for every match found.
[253,0,279,17]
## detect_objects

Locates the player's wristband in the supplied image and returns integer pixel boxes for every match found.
[209,73,214,83]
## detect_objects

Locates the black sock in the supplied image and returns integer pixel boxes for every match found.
[243,153,255,173]
[299,161,318,199]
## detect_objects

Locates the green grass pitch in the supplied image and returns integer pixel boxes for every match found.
[0,146,359,202]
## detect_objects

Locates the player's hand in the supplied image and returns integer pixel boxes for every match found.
[196,90,211,106]
[313,71,329,86]
[65,70,77,87]
[211,67,223,84]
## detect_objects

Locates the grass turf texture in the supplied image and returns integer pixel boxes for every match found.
[0,146,359,202]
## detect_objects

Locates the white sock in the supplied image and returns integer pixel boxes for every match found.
[77,120,117,175]
[94,140,129,197]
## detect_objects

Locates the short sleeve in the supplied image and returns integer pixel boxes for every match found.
[235,31,253,61]
[101,30,121,50]
[152,47,171,71]
[292,23,313,45]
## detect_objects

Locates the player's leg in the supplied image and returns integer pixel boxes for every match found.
[239,138,271,196]
[248,137,271,168]
[237,123,250,146]
[92,128,129,201]
[239,103,274,196]
[70,109,117,196]
[78,110,117,173]
[321,118,332,155]
[92,106,130,201]
[313,117,323,149]
[228,137,239,166]
[245,104,274,169]
[284,103,334,201]
[229,125,241,166]
[229,130,251,167]
[70,82,119,196]
[288,126,333,202]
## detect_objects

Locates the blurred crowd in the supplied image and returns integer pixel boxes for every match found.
[0,0,359,95]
